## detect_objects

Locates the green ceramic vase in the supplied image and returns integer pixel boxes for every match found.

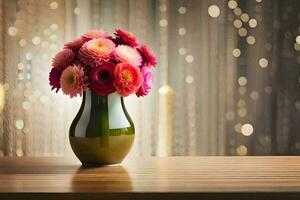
[69,90,135,166]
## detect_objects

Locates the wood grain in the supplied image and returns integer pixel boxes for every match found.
[1,156,300,199]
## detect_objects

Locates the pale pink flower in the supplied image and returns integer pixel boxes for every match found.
[136,66,153,97]
[81,30,112,42]
[52,49,75,69]
[114,45,142,67]
[78,38,115,67]
[60,65,88,98]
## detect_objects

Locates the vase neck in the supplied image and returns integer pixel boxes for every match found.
[83,90,130,130]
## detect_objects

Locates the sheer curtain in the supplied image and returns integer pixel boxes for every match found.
[0,0,300,157]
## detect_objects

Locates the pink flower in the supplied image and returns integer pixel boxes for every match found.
[60,65,88,98]
[114,29,139,47]
[64,38,84,51]
[52,49,75,69]
[114,45,142,67]
[138,45,157,67]
[136,66,153,97]
[89,62,116,96]
[49,68,62,92]
[78,38,115,67]
[113,63,142,97]
[81,30,112,42]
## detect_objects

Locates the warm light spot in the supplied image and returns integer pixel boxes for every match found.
[8,26,18,36]
[32,36,41,45]
[238,28,247,37]
[16,120,24,130]
[178,28,186,35]
[238,108,247,117]
[178,48,186,55]
[240,13,249,22]
[185,55,194,63]
[159,19,168,27]
[17,73,24,80]
[178,6,187,14]
[250,91,259,100]
[234,123,242,133]
[25,53,33,60]
[241,123,253,136]
[233,19,242,29]
[50,24,59,31]
[160,4,167,12]
[236,145,247,156]
[159,85,172,95]
[17,63,24,70]
[208,5,220,18]
[0,84,5,113]
[295,101,300,110]
[246,36,255,45]
[232,48,241,57]
[233,8,242,16]
[185,76,194,84]
[43,29,51,36]
[19,39,27,47]
[249,18,257,28]
[16,149,23,157]
[74,7,80,15]
[259,58,268,68]
[238,76,247,86]
[50,34,58,42]
[294,43,300,51]
[22,101,30,110]
[49,1,58,9]
[228,0,238,9]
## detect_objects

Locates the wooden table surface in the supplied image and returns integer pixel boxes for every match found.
[0,156,300,199]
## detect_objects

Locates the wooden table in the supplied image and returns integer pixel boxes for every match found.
[0,157,300,199]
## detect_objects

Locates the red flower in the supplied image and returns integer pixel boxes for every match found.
[89,62,116,96]
[113,62,142,97]
[114,29,139,47]
[49,68,62,92]
[138,45,157,67]
[64,38,84,51]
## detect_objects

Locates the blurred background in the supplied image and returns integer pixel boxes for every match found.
[0,0,300,157]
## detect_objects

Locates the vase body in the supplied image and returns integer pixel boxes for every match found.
[69,90,134,166]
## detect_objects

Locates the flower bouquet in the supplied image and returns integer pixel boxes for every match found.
[49,29,157,165]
